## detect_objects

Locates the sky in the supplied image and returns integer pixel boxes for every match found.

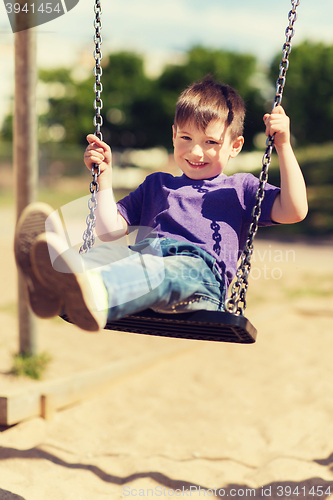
[1,0,333,127]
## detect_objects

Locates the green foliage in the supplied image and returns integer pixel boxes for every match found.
[10,351,52,380]
[269,41,333,145]
[2,44,333,237]
[1,113,13,142]
[253,143,333,237]
[156,47,264,150]
[0,141,12,160]
[1,46,266,150]
[100,52,156,148]
[4,41,333,150]
[100,47,265,149]
[38,68,92,145]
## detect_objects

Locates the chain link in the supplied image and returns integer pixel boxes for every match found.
[79,0,103,254]
[225,0,300,315]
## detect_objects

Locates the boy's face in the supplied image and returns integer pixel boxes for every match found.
[172,119,244,180]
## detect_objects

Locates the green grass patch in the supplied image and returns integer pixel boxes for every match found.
[10,351,52,380]
[0,190,15,207]
[0,302,17,316]
[284,273,333,300]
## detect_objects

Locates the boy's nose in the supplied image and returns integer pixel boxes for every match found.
[190,144,204,158]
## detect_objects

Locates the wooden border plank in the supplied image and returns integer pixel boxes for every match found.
[0,344,190,426]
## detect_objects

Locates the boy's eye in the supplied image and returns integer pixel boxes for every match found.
[207,140,218,145]
[180,135,191,141]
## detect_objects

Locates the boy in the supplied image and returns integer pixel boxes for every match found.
[14,76,308,332]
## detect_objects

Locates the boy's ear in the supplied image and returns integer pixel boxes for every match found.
[172,125,177,145]
[230,136,244,158]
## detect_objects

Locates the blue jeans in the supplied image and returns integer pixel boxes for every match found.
[82,237,225,321]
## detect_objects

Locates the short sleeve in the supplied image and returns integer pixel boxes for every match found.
[117,183,144,226]
[243,173,280,226]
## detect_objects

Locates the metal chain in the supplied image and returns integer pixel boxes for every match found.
[225,0,300,315]
[211,221,222,256]
[79,0,103,254]
[192,183,222,255]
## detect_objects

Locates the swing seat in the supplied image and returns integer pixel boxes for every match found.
[104,310,257,343]
[62,310,257,343]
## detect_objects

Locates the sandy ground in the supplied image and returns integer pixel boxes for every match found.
[1,205,333,500]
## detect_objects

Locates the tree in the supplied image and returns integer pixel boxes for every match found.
[38,68,92,144]
[269,41,333,145]
[156,46,265,150]
[99,52,157,148]
[2,47,265,150]
[36,53,155,148]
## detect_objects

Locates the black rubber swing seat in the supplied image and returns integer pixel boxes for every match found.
[61,309,256,343]
[102,309,257,344]
[62,309,256,343]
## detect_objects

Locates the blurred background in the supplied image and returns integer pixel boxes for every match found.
[0,0,333,239]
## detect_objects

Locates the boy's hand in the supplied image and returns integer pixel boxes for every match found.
[263,105,290,148]
[84,134,112,174]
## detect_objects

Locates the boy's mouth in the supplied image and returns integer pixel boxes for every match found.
[186,159,208,168]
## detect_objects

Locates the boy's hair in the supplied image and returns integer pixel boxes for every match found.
[174,75,245,140]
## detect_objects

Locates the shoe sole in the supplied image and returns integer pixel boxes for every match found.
[14,203,63,318]
[31,233,106,332]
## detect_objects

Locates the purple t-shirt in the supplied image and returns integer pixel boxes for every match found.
[117,172,280,287]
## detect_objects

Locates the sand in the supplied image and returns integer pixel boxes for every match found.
[1,205,333,500]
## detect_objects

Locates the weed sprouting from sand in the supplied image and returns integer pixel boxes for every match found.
[10,352,52,380]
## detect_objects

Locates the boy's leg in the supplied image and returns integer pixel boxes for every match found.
[14,202,64,317]
[30,234,166,328]
[14,203,165,330]
[31,232,108,331]
[150,254,224,314]
[80,241,223,320]
[29,230,223,331]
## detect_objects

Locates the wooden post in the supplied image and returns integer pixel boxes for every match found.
[13,21,38,355]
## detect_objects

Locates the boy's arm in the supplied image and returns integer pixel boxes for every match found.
[84,134,128,241]
[264,106,308,224]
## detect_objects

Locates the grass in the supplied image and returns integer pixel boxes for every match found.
[10,351,52,380]
[284,273,333,300]
[246,270,333,311]
[38,185,89,210]
[0,190,15,207]
[0,302,17,316]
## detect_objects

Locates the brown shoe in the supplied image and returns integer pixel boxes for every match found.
[14,202,64,318]
[31,232,108,332]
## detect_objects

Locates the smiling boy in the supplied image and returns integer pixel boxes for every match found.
[172,78,245,181]
[14,76,308,331]
[172,119,243,180]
